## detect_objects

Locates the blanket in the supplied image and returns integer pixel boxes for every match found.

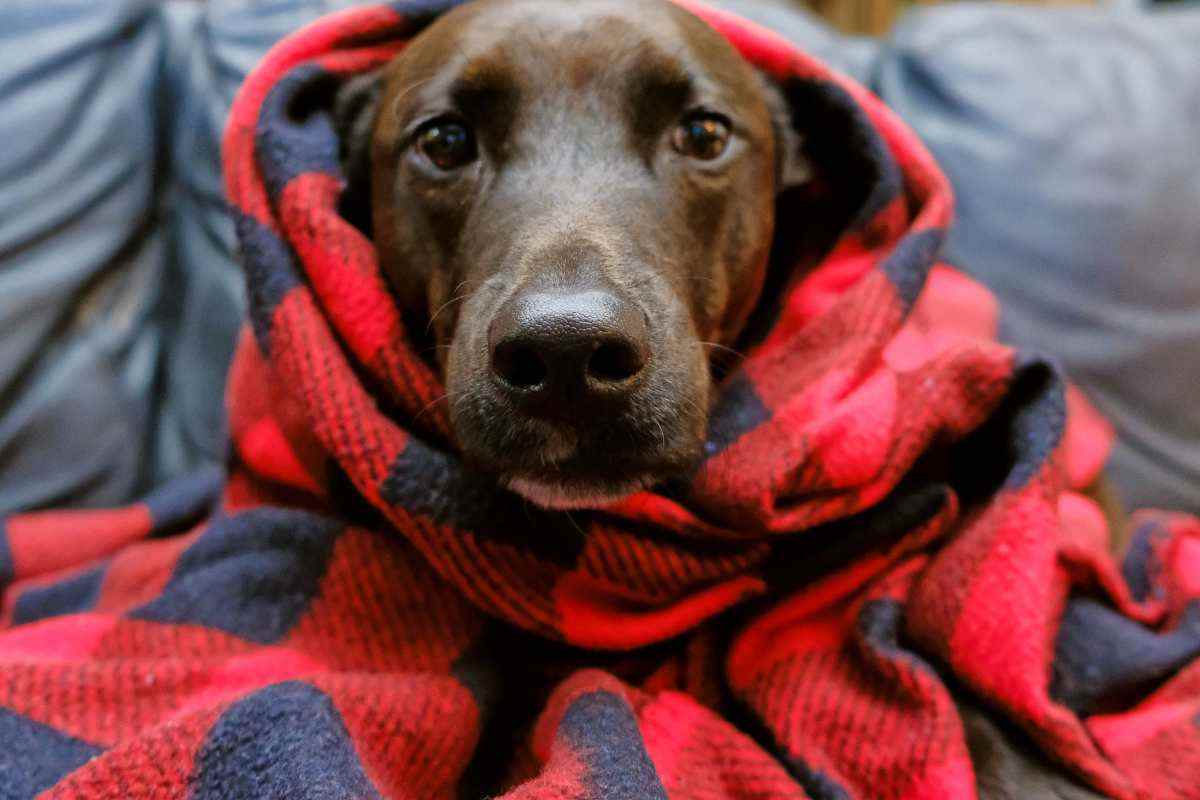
[2,1,1199,797]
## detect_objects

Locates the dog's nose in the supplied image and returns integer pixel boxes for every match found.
[489,289,649,409]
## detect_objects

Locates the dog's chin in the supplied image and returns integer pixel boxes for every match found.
[505,474,656,510]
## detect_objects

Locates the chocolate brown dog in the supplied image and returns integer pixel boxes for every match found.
[335,0,811,509]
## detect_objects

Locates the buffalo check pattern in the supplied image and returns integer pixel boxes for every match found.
[1,2,1198,798]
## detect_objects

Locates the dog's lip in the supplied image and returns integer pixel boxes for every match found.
[494,446,692,488]
[499,449,694,510]
[505,473,656,510]
[452,404,705,508]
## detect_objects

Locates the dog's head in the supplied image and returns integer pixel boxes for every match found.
[336,0,811,508]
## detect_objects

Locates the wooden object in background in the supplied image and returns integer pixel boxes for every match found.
[804,0,1098,36]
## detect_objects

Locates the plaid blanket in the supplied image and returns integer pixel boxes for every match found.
[2,2,1199,798]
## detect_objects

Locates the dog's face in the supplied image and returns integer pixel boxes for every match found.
[338,0,806,508]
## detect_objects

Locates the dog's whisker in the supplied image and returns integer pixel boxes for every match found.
[700,341,746,361]
[413,392,450,421]
[518,495,535,525]
[653,417,668,452]
[678,395,705,420]
[382,74,438,110]
[564,510,587,538]
[426,289,474,333]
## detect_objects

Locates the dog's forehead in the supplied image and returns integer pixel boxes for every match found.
[396,0,761,113]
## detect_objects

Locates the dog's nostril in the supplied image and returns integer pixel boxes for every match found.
[493,341,548,390]
[587,340,644,384]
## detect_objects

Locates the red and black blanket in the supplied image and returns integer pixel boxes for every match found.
[2,2,1198,798]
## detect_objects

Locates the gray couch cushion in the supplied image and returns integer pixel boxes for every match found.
[0,0,371,511]
[0,2,166,511]
[877,5,1200,512]
[152,0,368,485]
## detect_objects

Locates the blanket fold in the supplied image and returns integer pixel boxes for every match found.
[1,1,1198,798]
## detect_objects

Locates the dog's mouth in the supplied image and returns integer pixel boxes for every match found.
[450,403,705,510]
[504,473,658,510]
[480,425,697,509]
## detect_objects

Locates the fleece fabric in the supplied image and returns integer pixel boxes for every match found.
[1,2,1198,797]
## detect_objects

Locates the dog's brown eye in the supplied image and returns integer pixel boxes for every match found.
[415,118,476,170]
[673,113,731,160]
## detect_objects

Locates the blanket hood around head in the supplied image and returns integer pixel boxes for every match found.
[1,1,1199,798]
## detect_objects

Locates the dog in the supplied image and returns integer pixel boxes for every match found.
[334,0,813,510]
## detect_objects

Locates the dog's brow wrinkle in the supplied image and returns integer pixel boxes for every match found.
[635,63,692,97]
[450,67,515,116]
[386,76,438,128]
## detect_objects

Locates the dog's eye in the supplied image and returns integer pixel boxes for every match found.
[415,118,477,170]
[673,113,731,160]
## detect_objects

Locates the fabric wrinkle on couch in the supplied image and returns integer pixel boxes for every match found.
[153,1,368,487]
[0,1,373,514]
[0,2,167,511]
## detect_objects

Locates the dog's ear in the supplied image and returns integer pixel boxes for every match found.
[333,70,385,233]
[734,76,863,351]
[762,77,813,192]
